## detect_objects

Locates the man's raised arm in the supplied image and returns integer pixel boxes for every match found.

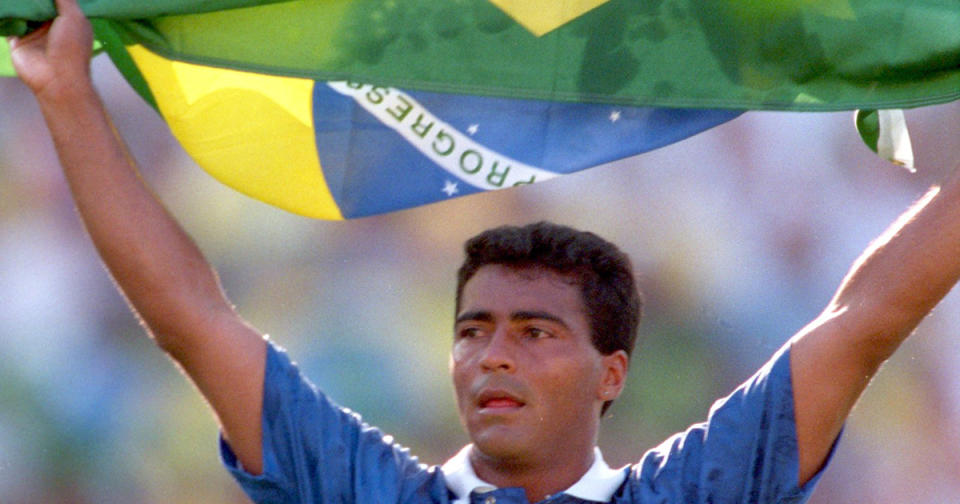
[790,166,960,484]
[10,0,267,474]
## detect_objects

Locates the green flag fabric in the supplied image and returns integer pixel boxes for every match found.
[2,0,959,111]
[0,0,289,25]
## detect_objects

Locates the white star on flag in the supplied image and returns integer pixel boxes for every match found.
[442,180,460,197]
[609,110,621,123]
[467,124,480,135]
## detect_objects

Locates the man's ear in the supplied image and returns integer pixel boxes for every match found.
[597,350,629,401]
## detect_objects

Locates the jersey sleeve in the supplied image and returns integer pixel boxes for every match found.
[219,341,446,504]
[619,345,839,504]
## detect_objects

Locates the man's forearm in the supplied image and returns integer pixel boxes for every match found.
[829,170,960,355]
[790,167,960,484]
[37,81,232,352]
[16,0,267,474]
[37,79,268,472]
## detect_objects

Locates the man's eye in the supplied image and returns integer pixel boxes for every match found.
[526,327,551,339]
[457,327,481,339]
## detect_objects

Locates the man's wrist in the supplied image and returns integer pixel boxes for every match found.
[35,75,98,111]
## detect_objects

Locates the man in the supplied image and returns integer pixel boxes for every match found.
[10,0,960,502]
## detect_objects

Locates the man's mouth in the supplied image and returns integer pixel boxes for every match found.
[481,398,524,408]
[477,390,525,410]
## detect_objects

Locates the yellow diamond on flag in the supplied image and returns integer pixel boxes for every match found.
[488,0,611,36]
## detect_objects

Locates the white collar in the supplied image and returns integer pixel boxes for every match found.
[441,445,626,503]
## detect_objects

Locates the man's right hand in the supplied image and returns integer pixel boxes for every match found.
[9,0,93,100]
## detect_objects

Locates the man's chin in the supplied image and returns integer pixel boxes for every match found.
[468,431,535,466]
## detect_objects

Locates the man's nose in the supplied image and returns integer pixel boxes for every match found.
[478,329,516,372]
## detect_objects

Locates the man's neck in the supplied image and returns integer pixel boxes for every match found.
[468,445,596,503]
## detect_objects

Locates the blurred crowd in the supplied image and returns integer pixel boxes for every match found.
[1,54,959,503]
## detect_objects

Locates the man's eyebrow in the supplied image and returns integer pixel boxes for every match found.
[454,310,569,328]
[510,311,570,329]
[455,311,494,324]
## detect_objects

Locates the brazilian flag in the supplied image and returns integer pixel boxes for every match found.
[2,0,958,218]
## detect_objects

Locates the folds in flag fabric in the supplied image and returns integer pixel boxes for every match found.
[2,0,958,217]
[4,0,958,109]
[114,44,739,218]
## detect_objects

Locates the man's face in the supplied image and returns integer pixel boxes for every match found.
[451,264,626,468]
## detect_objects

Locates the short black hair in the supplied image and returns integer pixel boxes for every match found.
[455,222,642,414]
